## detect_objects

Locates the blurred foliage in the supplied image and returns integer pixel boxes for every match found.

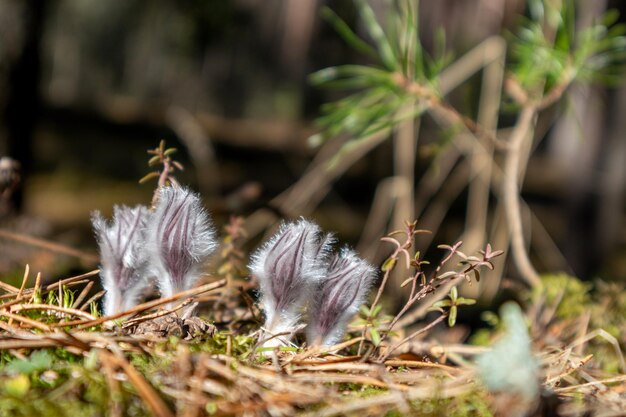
[471,273,626,374]
[310,0,449,145]
[469,311,502,347]
[532,273,593,320]
[510,0,626,95]
[0,349,131,417]
[0,330,258,417]
[312,0,626,150]
[594,281,626,337]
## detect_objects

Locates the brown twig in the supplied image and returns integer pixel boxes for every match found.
[79,290,106,311]
[122,299,194,329]
[378,314,447,362]
[383,359,459,373]
[107,350,175,417]
[502,105,542,287]
[357,222,416,354]
[0,310,51,331]
[73,279,226,329]
[546,354,594,386]
[72,281,94,310]
[10,304,96,321]
[99,350,124,417]
[0,229,99,263]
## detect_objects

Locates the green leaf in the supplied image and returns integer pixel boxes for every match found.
[371,304,383,317]
[431,300,451,309]
[148,155,161,166]
[381,257,397,272]
[312,65,392,83]
[33,288,42,304]
[400,276,413,288]
[369,327,381,346]
[448,306,457,327]
[321,7,377,58]
[457,297,477,306]
[354,0,398,70]
[412,2,425,80]
[206,402,218,415]
[450,286,458,302]
[255,346,299,353]
[90,301,100,318]
[84,349,98,370]
[139,171,159,184]
[279,346,299,352]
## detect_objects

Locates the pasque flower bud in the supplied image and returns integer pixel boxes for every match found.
[145,186,218,298]
[92,205,149,315]
[307,248,375,347]
[250,219,333,346]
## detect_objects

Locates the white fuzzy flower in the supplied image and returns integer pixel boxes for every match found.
[250,219,333,347]
[307,248,376,346]
[92,205,149,316]
[144,186,217,298]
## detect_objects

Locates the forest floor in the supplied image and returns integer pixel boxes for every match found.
[0,268,625,417]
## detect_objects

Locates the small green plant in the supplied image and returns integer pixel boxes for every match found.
[139,139,185,207]
[430,286,477,327]
[355,221,502,360]
[354,304,390,347]
[139,140,184,187]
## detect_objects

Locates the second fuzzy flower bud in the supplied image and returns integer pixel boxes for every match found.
[250,219,375,348]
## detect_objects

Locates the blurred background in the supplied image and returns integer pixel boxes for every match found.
[1,0,626,301]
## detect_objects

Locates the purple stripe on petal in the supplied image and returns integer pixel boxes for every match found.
[145,186,217,298]
[249,218,332,341]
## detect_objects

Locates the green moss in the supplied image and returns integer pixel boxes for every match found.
[529,274,626,374]
[333,383,387,396]
[0,350,151,417]
[188,330,256,358]
[379,390,494,417]
[535,273,592,319]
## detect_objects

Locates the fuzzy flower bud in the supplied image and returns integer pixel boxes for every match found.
[145,186,217,298]
[250,219,333,346]
[92,205,149,316]
[307,248,376,347]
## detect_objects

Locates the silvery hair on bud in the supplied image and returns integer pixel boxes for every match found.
[91,205,150,316]
[144,186,217,298]
[249,219,334,346]
[307,248,376,347]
